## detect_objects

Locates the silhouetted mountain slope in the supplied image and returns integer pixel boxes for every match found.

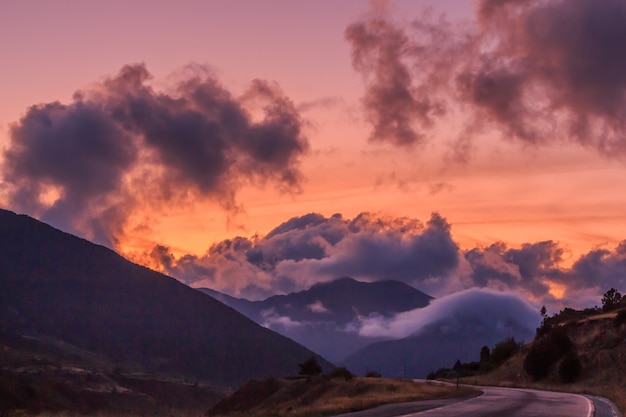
[0,209,330,385]
[342,328,504,378]
[260,277,432,323]
[198,277,433,362]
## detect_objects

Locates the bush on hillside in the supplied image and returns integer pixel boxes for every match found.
[324,367,354,381]
[524,326,574,381]
[558,351,582,383]
[491,337,520,365]
[602,288,623,312]
[298,356,322,377]
[615,310,626,328]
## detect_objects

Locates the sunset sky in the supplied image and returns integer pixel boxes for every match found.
[2,0,626,309]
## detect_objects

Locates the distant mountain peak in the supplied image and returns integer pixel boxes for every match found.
[199,276,433,362]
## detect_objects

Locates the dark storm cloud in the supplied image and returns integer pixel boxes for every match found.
[3,101,138,246]
[309,213,459,286]
[463,241,562,297]
[2,64,308,246]
[566,241,626,291]
[347,0,626,155]
[461,239,626,309]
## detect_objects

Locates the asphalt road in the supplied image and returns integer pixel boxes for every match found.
[336,385,622,417]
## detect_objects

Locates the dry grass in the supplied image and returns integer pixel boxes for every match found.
[209,377,478,417]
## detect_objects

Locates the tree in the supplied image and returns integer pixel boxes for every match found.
[491,337,519,365]
[298,356,322,377]
[540,305,547,319]
[480,346,490,364]
[602,288,622,312]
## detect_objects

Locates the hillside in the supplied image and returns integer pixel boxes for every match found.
[0,209,331,393]
[0,338,225,415]
[198,277,433,362]
[460,306,626,414]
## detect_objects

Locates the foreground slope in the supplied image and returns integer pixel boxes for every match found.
[207,375,477,417]
[0,209,330,386]
[464,307,626,414]
[199,277,433,362]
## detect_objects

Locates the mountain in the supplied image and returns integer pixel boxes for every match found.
[341,290,538,378]
[0,209,331,388]
[198,277,433,362]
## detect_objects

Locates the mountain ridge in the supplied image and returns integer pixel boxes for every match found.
[198,277,433,362]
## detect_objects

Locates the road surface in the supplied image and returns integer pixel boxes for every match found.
[335,385,621,417]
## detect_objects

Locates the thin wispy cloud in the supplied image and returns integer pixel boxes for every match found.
[347,0,626,155]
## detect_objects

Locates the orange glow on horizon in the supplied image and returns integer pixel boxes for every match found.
[546,281,567,299]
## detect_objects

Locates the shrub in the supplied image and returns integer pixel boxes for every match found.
[524,326,573,381]
[491,337,520,365]
[365,371,381,378]
[479,346,490,364]
[536,323,552,337]
[602,288,622,312]
[426,368,453,380]
[558,351,582,383]
[615,310,626,328]
[298,356,322,377]
[324,367,354,381]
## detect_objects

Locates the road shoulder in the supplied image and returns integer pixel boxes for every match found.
[588,395,622,417]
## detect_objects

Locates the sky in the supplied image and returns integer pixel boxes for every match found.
[2,0,626,311]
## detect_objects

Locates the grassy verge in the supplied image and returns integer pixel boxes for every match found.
[208,376,479,417]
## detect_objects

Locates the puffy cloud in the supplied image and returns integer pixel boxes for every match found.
[104,200,621,310]
[151,210,626,311]
[461,239,626,311]
[566,243,626,293]
[2,64,308,247]
[280,212,459,290]
[347,0,626,155]
[153,212,460,299]
[463,241,562,297]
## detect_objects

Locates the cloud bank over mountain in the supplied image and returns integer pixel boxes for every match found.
[358,288,539,340]
[343,288,540,377]
[150,212,626,310]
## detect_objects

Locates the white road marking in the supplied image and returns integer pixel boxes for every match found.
[577,394,594,417]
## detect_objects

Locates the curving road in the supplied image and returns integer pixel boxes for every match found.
[336,385,622,417]
[409,386,592,416]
